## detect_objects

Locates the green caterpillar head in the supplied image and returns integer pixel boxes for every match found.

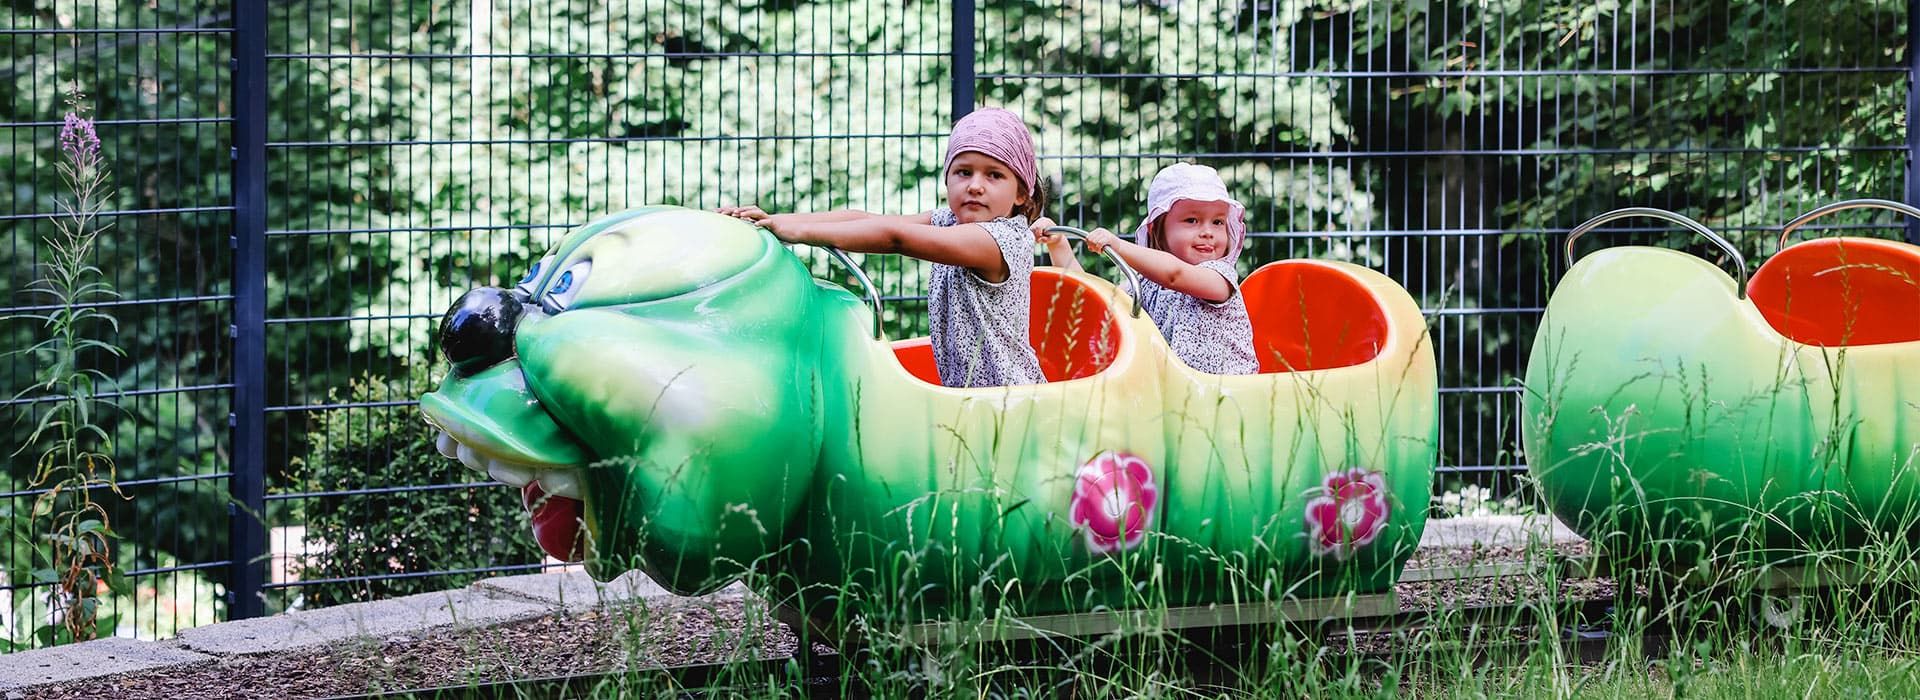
[420,207,826,592]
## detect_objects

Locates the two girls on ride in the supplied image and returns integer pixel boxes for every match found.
[1033,163,1258,376]
[718,109,1255,387]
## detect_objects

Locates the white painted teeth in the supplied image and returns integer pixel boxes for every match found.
[437,429,580,497]
[536,470,581,499]
[487,460,535,488]
[455,443,481,472]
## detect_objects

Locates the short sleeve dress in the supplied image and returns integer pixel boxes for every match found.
[926,207,1046,388]
[1129,258,1258,375]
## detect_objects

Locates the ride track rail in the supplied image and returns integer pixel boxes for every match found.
[313,557,1668,699]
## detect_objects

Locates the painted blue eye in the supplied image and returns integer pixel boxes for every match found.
[543,260,592,312]
[516,255,554,295]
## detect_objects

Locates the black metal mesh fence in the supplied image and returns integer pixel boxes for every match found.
[1,0,1912,648]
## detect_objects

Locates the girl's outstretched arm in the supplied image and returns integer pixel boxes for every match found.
[717,206,877,224]
[761,212,1018,282]
[1029,217,1085,272]
[1082,228,1234,303]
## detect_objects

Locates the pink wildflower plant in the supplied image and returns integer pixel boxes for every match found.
[1303,468,1389,560]
[1069,451,1158,554]
[59,112,101,167]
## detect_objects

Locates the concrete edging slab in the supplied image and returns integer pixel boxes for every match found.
[173,589,548,656]
[0,636,212,691]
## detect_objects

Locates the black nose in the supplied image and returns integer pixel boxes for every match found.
[440,287,524,376]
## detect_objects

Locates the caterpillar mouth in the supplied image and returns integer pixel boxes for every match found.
[434,425,586,561]
[433,427,583,499]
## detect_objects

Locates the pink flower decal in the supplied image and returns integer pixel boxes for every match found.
[1070,451,1158,553]
[1304,468,1389,560]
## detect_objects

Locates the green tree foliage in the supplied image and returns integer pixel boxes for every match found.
[1360,0,1907,236]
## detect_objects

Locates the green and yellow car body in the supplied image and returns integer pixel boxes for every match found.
[1524,225,1920,562]
[420,207,1438,619]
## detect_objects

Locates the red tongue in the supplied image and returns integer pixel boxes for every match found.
[522,482,585,562]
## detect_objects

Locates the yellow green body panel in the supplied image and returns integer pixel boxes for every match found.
[1523,245,1920,561]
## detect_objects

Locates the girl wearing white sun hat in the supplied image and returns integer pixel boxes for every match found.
[1033,163,1257,375]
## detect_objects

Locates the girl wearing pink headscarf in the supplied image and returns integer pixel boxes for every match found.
[717,108,1046,388]
[1034,163,1257,375]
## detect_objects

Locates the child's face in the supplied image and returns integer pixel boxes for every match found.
[1160,199,1234,264]
[945,151,1028,224]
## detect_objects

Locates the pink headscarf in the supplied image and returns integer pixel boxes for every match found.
[1134,163,1248,261]
[943,108,1040,198]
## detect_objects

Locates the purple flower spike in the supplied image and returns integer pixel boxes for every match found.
[59,112,100,164]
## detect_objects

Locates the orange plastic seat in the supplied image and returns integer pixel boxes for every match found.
[1029,268,1122,381]
[891,337,942,385]
[890,269,1123,385]
[1749,238,1920,347]
[1241,261,1390,373]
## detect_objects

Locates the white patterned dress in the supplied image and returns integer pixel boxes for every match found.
[1129,258,1258,375]
[926,206,1045,388]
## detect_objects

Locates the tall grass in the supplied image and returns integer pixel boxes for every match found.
[350,504,1920,699]
[343,435,1920,698]
[532,347,1917,697]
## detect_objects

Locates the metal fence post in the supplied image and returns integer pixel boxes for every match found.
[229,0,270,620]
[1909,0,1920,243]
[952,0,976,121]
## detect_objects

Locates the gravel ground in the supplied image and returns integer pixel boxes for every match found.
[1400,540,1610,610]
[1403,540,1591,571]
[22,544,1608,699]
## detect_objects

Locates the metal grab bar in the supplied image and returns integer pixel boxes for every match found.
[1564,207,1748,297]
